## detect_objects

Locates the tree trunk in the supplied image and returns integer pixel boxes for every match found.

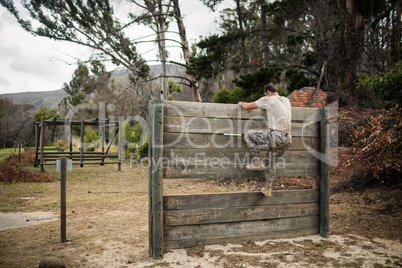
[236,0,248,72]
[396,1,401,61]
[344,0,366,98]
[172,0,202,102]
[260,0,270,66]
[158,0,168,100]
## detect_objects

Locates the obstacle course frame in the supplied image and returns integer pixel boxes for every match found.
[34,118,122,171]
[148,100,330,259]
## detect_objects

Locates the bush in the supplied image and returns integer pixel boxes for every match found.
[346,106,401,185]
[359,62,402,108]
[0,151,52,183]
[83,127,100,151]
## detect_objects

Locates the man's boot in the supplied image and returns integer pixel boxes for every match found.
[245,157,265,171]
[261,186,272,197]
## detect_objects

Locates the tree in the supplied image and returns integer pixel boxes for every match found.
[0,98,36,147]
[213,64,283,103]
[0,98,5,124]
[34,107,62,143]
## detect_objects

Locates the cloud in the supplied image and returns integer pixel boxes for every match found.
[0,74,10,86]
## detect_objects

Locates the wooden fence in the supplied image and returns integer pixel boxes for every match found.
[148,100,330,259]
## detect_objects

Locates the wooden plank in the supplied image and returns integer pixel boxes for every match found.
[164,216,319,241]
[164,117,319,137]
[165,203,319,226]
[163,162,320,179]
[150,100,164,260]
[148,100,154,257]
[163,100,320,121]
[320,107,330,238]
[163,133,320,151]
[164,190,319,210]
[163,149,319,165]
[165,228,319,250]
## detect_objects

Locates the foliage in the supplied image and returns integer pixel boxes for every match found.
[359,63,402,108]
[33,107,61,122]
[285,68,315,93]
[187,32,244,80]
[168,80,182,100]
[0,98,5,124]
[83,127,100,151]
[0,151,52,184]
[347,106,401,183]
[0,98,36,147]
[124,122,144,144]
[0,0,149,77]
[213,65,283,103]
[125,121,147,160]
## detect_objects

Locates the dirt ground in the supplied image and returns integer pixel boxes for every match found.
[0,162,401,267]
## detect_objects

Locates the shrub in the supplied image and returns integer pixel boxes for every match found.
[346,106,401,185]
[0,151,52,183]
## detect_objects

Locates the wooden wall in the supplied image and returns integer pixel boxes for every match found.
[149,100,330,259]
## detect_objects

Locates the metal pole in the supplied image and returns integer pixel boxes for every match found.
[60,157,67,242]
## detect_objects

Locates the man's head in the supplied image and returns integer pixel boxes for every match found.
[264,83,278,96]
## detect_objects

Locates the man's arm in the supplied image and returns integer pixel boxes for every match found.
[239,102,258,110]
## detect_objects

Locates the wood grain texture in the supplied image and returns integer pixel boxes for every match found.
[163,100,320,121]
[163,190,319,210]
[163,133,320,151]
[163,162,320,179]
[164,117,319,137]
[164,216,319,241]
[164,203,319,226]
[165,228,319,250]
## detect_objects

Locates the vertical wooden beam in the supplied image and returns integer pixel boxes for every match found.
[80,120,84,168]
[148,100,154,258]
[69,123,73,158]
[320,107,330,238]
[101,124,105,166]
[149,100,164,259]
[34,123,39,167]
[60,157,67,243]
[40,120,45,172]
[118,118,122,171]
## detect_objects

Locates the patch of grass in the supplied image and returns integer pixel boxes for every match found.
[0,148,16,162]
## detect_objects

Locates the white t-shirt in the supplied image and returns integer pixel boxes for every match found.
[255,95,292,134]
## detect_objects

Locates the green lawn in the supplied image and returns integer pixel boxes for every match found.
[0,148,17,162]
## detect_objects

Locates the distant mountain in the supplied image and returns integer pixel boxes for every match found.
[0,89,68,110]
[0,64,188,110]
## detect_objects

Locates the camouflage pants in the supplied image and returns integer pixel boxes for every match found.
[244,129,292,187]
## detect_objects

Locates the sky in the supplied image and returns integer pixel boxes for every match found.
[0,0,233,94]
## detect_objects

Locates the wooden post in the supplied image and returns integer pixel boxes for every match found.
[148,100,154,258]
[149,100,164,259]
[320,107,330,238]
[80,120,84,168]
[118,118,122,171]
[101,124,105,166]
[69,123,73,159]
[60,157,67,243]
[40,120,45,172]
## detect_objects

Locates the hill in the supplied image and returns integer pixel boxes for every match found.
[0,64,188,110]
[0,89,68,110]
